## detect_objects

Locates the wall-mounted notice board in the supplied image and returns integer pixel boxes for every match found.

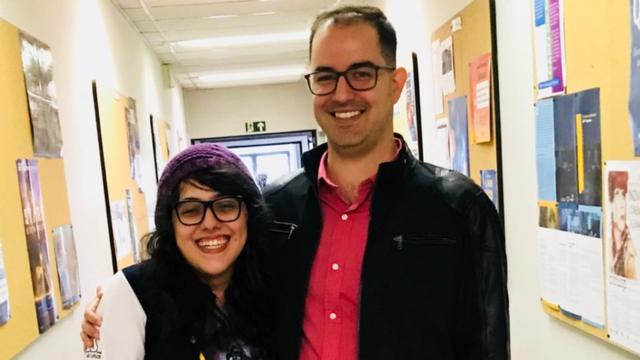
[431,0,503,213]
[92,82,150,272]
[0,19,80,359]
[533,0,640,356]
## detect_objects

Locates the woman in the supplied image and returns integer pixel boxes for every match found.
[609,171,637,280]
[84,143,273,359]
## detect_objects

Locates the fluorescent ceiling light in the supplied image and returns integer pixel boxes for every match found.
[207,14,239,19]
[252,11,276,16]
[196,65,306,83]
[174,31,309,48]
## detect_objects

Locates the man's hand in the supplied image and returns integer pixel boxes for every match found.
[81,286,104,349]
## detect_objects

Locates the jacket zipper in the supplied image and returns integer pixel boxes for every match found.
[272,221,298,239]
[392,235,456,250]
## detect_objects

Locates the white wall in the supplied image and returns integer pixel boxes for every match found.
[386,0,638,358]
[184,80,316,140]
[0,0,187,358]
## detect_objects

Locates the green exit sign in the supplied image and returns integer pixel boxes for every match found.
[245,121,266,133]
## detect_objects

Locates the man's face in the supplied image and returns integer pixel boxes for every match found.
[309,22,406,156]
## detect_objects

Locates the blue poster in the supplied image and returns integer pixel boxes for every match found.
[480,169,499,210]
[536,99,557,201]
[630,0,640,155]
[448,96,469,176]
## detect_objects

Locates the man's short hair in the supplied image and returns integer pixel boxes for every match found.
[309,5,397,67]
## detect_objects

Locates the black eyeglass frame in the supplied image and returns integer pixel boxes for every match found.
[174,195,244,226]
[303,63,396,96]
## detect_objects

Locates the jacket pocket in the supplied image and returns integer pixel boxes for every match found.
[392,234,457,250]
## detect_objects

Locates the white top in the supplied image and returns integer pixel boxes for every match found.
[84,271,146,360]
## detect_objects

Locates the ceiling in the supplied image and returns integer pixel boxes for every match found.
[112,0,382,89]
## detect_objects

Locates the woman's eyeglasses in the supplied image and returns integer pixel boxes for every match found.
[174,196,243,226]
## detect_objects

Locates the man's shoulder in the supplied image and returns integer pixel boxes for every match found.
[263,168,309,201]
[407,161,495,220]
[413,161,483,198]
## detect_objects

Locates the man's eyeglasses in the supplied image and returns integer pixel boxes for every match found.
[304,63,395,96]
[174,196,243,226]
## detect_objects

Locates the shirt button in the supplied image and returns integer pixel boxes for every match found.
[341,214,348,220]
[329,312,337,320]
[331,263,340,271]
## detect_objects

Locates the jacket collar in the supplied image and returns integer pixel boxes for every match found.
[301,133,418,190]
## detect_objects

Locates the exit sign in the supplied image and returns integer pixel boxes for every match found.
[245,121,266,133]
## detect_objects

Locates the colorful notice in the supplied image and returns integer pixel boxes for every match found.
[110,200,132,261]
[20,33,63,158]
[441,36,456,95]
[604,161,640,353]
[575,89,601,206]
[481,169,499,210]
[52,225,81,309]
[535,98,557,201]
[448,96,469,176]
[533,0,566,98]
[16,159,57,333]
[469,53,492,143]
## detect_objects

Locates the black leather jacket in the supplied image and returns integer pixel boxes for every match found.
[264,136,509,359]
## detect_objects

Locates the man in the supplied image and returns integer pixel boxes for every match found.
[83,5,509,359]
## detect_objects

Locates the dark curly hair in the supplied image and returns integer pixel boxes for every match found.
[142,165,273,358]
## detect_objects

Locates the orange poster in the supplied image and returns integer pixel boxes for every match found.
[469,53,492,143]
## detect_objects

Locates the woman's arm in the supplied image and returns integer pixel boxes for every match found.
[83,272,146,360]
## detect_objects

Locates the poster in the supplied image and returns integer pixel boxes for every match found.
[575,88,601,206]
[535,98,557,201]
[441,36,456,95]
[125,189,140,263]
[604,161,640,353]
[538,220,605,327]
[469,53,492,143]
[151,118,171,182]
[405,70,420,158]
[630,0,640,155]
[481,169,499,210]
[448,96,469,176]
[125,98,142,189]
[52,225,81,309]
[533,0,566,98]
[20,32,63,158]
[431,40,444,114]
[110,200,131,261]
[538,200,559,229]
[434,117,450,169]
[554,95,577,203]
[16,159,57,333]
[0,240,9,326]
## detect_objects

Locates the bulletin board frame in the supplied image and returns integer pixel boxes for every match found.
[431,0,505,215]
[0,18,79,359]
[92,81,150,273]
[532,0,640,356]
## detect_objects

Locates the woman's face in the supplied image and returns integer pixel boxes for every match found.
[172,180,248,290]
[612,187,627,232]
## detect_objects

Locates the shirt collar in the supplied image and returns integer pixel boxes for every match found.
[317,138,403,189]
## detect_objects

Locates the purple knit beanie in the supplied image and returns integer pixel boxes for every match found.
[157,143,253,196]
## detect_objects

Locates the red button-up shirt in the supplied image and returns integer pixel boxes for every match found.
[299,141,401,360]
